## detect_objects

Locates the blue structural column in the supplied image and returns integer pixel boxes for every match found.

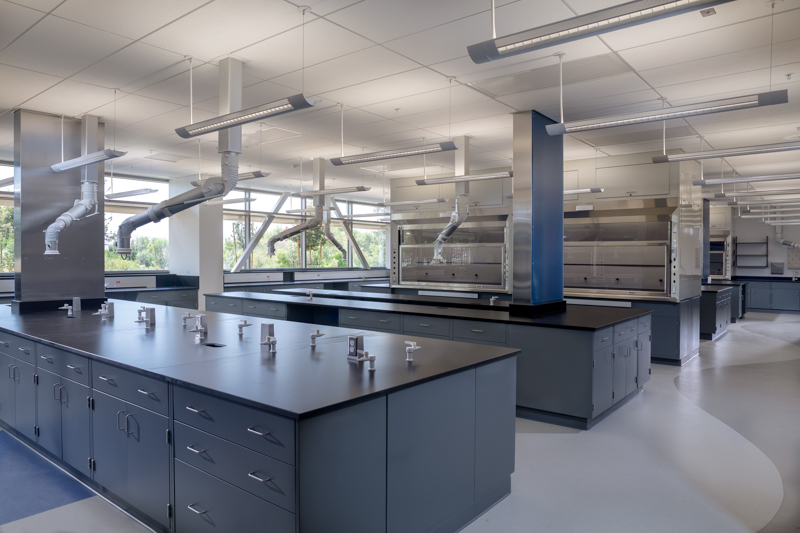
[512,111,564,309]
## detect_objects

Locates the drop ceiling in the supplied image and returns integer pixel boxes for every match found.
[0,0,798,202]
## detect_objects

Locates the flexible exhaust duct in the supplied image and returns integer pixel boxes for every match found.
[45,115,101,255]
[776,226,800,249]
[431,195,468,263]
[115,152,238,255]
[266,205,322,255]
[324,223,347,261]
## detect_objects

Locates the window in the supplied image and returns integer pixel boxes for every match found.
[350,202,387,268]
[0,165,13,273]
[104,176,170,271]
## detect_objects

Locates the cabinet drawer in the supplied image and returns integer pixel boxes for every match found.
[403,315,450,338]
[0,333,36,365]
[175,422,296,513]
[241,300,287,319]
[348,282,365,291]
[748,282,771,290]
[613,319,638,343]
[592,327,613,352]
[92,361,168,416]
[452,319,506,344]
[339,309,401,333]
[135,291,170,303]
[637,316,651,335]
[175,461,295,533]
[175,386,295,466]
[37,345,89,385]
[166,299,198,310]
[207,296,243,314]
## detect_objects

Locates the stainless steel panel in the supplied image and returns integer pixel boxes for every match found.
[399,244,505,288]
[565,264,667,292]
[14,110,105,302]
[512,112,532,305]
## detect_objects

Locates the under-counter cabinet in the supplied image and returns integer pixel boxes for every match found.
[0,351,37,441]
[37,369,91,475]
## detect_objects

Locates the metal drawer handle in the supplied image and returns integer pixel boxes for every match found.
[8,364,12,379]
[185,405,205,413]
[471,329,484,333]
[186,445,205,454]
[228,303,236,307]
[270,308,278,311]
[247,427,271,437]
[248,305,256,309]
[137,389,154,396]
[98,375,113,382]
[248,472,272,484]
[41,355,53,363]
[124,413,134,435]
[0,341,7,347]
[419,324,430,327]
[117,410,125,431]
[54,383,60,400]
[379,319,390,323]
[18,347,29,354]
[59,386,66,403]
[187,504,207,515]
[348,316,357,319]
[600,337,608,342]
[67,364,79,371]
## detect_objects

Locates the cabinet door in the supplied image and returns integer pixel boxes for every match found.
[61,379,91,476]
[125,404,170,529]
[612,346,626,405]
[37,369,62,457]
[624,343,638,397]
[592,345,614,417]
[749,288,771,309]
[0,352,15,426]
[93,391,128,497]
[772,289,800,311]
[14,359,37,441]
[636,333,651,387]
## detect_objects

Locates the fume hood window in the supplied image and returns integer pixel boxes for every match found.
[105,176,170,271]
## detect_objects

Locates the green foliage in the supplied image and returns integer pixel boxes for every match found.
[0,206,13,272]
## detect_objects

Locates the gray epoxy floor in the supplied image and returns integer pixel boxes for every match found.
[1,312,797,532]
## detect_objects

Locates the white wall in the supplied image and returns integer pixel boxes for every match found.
[732,217,800,278]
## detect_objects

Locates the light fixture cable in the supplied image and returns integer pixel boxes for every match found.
[491,0,497,38]
[555,52,566,123]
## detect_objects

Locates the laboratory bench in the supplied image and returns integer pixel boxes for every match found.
[0,300,516,533]
[207,291,654,430]
[704,280,748,322]
[700,286,733,341]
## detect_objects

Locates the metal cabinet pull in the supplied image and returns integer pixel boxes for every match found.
[137,389,154,396]
[248,471,272,483]
[347,316,357,319]
[187,504,207,515]
[98,375,112,382]
[185,405,205,413]
[0,340,8,347]
[248,305,256,309]
[124,413,134,435]
[186,445,205,454]
[8,364,13,379]
[419,324,430,327]
[117,410,125,431]
[67,364,79,371]
[379,319,390,323]
[40,355,53,363]
[18,347,29,354]
[600,337,608,342]
[53,383,60,401]
[247,427,271,437]
[471,329,484,333]
[228,304,235,307]
[270,308,278,311]
[11,366,18,381]
[59,386,66,403]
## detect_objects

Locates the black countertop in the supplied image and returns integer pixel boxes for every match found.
[705,280,749,286]
[224,278,388,289]
[701,285,734,293]
[0,300,516,420]
[104,286,198,293]
[274,288,512,310]
[211,291,651,331]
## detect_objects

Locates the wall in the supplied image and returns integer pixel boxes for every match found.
[732,217,800,278]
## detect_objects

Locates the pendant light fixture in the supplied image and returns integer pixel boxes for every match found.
[714,187,800,199]
[468,0,735,64]
[547,90,787,136]
[330,141,458,166]
[105,188,157,200]
[654,140,800,163]
[694,171,800,186]
[378,198,447,207]
[564,188,603,194]
[51,149,126,173]
[416,171,513,186]
[292,186,370,197]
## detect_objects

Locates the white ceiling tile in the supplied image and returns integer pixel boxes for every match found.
[392,99,513,130]
[319,68,452,108]
[0,15,131,78]
[87,94,183,133]
[52,0,208,40]
[134,62,261,107]
[268,46,419,96]
[6,0,62,12]
[384,12,490,66]
[0,0,44,50]
[72,42,186,90]
[638,46,771,88]
[141,0,307,61]
[657,69,771,102]
[123,106,216,140]
[0,64,60,108]
[238,19,373,81]
[358,85,489,119]
[23,79,119,116]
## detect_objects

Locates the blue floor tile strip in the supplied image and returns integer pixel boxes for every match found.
[0,429,93,525]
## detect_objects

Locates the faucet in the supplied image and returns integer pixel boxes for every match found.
[405,341,421,362]
[310,329,325,347]
[181,312,195,326]
[135,307,156,328]
[188,314,207,339]
[92,302,112,321]
[356,350,376,372]
[238,319,253,336]
[262,336,277,355]
[260,323,277,354]
[489,296,498,306]
[59,304,74,318]
[307,290,313,300]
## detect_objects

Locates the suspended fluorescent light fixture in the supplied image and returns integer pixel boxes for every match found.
[0,177,13,188]
[175,94,315,138]
[340,212,390,218]
[285,207,331,213]
[728,199,800,207]
[331,141,458,166]
[291,186,370,197]
[653,140,800,163]
[191,170,271,187]
[694,171,800,186]
[416,171,512,186]
[715,187,800,198]
[205,197,257,206]
[51,149,126,172]
[745,207,800,213]
[378,198,447,207]
[564,188,603,194]
[105,188,157,200]
[762,220,800,225]
[468,0,734,64]
[547,90,787,136]
[737,212,800,219]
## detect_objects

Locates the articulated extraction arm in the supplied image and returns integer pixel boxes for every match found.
[431,195,468,263]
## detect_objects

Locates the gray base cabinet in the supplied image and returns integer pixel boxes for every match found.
[748,282,800,312]
[36,370,92,475]
[0,352,17,427]
[631,297,699,365]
